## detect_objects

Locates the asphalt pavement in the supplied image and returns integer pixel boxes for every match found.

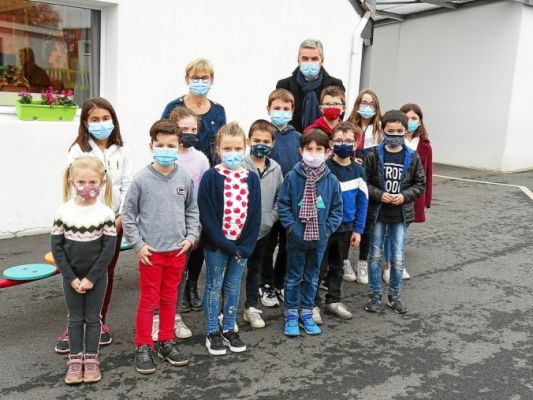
[0,164,532,400]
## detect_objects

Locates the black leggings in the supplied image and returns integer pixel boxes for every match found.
[359,221,373,261]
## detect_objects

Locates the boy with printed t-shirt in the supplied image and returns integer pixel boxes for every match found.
[363,110,425,314]
[304,86,346,136]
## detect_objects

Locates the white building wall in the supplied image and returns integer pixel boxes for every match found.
[365,2,526,171]
[0,0,361,238]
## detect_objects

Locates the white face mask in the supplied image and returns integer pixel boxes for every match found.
[302,151,325,168]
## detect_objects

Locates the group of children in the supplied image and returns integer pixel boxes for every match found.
[51,63,432,384]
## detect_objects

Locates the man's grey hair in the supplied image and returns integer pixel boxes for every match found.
[298,39,324,58]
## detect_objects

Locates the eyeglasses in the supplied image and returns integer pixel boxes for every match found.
[189,76,211,83]
[322,103,343,107]
[360,100,376,108]
[332,139,356,145]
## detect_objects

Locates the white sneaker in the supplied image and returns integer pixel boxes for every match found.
[342,259,356,281]
[243,307,265,328]
[275,288,284,303]
[356,261,368,284]
[258,284,279,308]
[151,314,159,342]
[174,314,192,339]
[325,302,353,320]
[218,313,239,333]
[402,268,411,280]
[312,306,323,325]
[383,267,390,284]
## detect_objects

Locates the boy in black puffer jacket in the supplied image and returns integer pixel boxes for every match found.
[363,110,425,314]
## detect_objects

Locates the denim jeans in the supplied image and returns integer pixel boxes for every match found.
[203,248,247,334]
[384,223,410,264]
[284,238,326,317]
[245,234,270,309]
[368,222,407,296]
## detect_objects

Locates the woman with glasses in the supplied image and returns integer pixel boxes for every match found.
[162,58,226,165]
[346,89,383,285]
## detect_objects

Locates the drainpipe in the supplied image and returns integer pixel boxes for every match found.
[347,10,371,109]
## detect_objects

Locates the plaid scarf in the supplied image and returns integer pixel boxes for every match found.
[299,161,326,241]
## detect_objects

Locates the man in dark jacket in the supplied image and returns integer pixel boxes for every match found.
[276,39,345,133]
[363,110,426,315]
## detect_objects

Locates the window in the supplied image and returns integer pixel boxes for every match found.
[0,0,100,106]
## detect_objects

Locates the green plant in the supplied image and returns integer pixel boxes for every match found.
[40,87,76,107]
[17,91,33,104]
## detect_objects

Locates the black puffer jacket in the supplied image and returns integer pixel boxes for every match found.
[364,144,426,224]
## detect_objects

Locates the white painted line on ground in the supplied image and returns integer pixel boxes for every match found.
[434,174,533,201]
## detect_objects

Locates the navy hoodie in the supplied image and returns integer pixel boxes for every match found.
[270,125,302,176]
[278,162,343,249]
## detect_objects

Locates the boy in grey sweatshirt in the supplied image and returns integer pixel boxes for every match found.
[122,120,199,375]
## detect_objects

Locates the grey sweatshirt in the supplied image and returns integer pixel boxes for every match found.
[245,155,283,239]
[122,164,200,252]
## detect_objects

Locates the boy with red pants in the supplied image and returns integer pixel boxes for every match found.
[122,120,199,374]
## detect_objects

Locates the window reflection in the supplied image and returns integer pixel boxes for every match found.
[0,0,100,106]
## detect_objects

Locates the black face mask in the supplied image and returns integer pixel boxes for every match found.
[181,133,199,148]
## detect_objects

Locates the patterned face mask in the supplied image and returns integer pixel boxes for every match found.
[76,184,100,202]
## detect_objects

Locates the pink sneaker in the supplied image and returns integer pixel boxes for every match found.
[83,353,101,383]
[99,324,112,346]
[55,330,70,354]
[64,353,83,385]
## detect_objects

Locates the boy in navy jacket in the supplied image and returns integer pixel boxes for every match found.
[315,122,368,321]
[364,110,425,315]
[278,129,343,336]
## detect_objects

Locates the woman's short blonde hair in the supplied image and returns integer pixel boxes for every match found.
[185,58,214,78]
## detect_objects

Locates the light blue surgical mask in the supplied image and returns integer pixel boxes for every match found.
[189,80,211,96]
[357,106,376,120]
[153,147,178,167]
[270,110,293,128]
[407,120,419,133]
[88,120,114,140]
[299,62,321,78]
[222,152,245,170]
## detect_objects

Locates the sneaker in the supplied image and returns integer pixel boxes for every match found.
[218,313,239,333]
[157,340,189,366]
[55,330,70,354]
[64,353,83,385]
[284,314,300,337]
[299,313,321,335]
[312,306,323,325]
[319,280,328,291]
[259,284,279,308]
[342,259,356,282]
[383,267,390,284]
[222,330,247,353]
[206,333,226,356]
[275,288,285,303]
[99,324,112,346]
[387,294,408,314]
[243,307,265,329]
[151,314,159,342]
[402,268,411,280]
[175,314,192,339]
[325,302,353,320]
[356,261,369,284]
[83,353,101,383]
[365,293,382,313]
[135,345,156,374]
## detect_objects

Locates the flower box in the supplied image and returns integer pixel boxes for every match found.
[15,100,78,121]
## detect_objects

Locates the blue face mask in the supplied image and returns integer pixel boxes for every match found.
[383,133,405,148]
[222,152,245,170]
[88,120,114,140]
[299,62,321,78]
[250,144,272,158]
[357,106,376,120]
[333,144,354,159]
[407,120,419,133]
[153,147,178,167]
[270,110,293,128]
[189,80,211,96]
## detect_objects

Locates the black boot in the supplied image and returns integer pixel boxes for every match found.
[189,281,203,311]
[180,280,191,313]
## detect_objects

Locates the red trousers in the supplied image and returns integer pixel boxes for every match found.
[134,250,186,347]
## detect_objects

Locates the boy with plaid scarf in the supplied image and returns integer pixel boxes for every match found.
[278,129,343,336]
